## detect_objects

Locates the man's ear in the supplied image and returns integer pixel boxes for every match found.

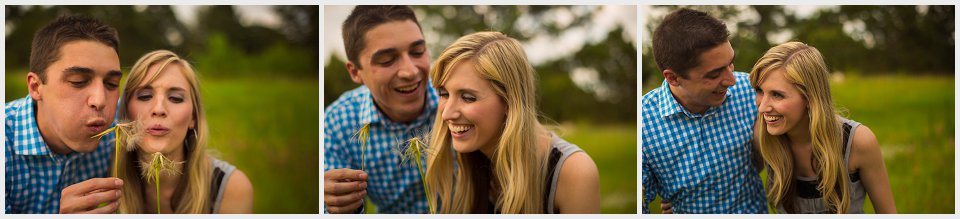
[346,61,363,84]
[27,72,43,101]
[663,69,682,86]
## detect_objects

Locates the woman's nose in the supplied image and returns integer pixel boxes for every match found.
[151,99,167,117]
[440,100,459,121]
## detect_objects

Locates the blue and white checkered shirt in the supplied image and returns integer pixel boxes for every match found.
[324,85,437,214]
[5,96,115,214]
[641,72,767,214]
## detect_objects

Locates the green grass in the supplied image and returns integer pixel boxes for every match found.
[643,74,954,213]
[562,122,638,213]
[6,72,320,213]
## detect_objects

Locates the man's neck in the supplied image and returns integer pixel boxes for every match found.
[34,101,73,155]
[373,95,427,124]
[667,84,709,115]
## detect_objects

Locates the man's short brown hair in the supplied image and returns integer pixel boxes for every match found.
[652,8,729,78]
[30,15,120,83]
[341,5,421,69]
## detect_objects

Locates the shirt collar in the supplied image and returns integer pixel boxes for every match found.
[655,79,729,118]
[13,97,52,156]
[359,84,439,130]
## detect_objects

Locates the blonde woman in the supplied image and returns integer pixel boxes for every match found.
[424,31,600,214]
[749,42,896,213]
[115,50,253,213]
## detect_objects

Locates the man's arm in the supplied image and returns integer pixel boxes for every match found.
[641,161,659,214]
[323,117,368,214]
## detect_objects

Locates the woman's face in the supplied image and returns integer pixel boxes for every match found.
[756,68,808,136]
[438,60,507,156]
[127,63,195,155]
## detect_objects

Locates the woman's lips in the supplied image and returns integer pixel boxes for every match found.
[146,125,170,136]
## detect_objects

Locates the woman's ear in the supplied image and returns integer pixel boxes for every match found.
[190,114,196,129]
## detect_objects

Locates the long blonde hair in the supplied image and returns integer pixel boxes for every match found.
[749,42,850,213]
[425,31,547,213]
[117,50,213,213]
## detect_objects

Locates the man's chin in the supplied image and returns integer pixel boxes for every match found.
[68,140,101,153]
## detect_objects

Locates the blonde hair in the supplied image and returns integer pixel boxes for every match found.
[749,42,850,213]
[425,31,547,213]
[117,50,213,213]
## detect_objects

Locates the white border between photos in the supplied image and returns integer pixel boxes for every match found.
[0,0,956,219]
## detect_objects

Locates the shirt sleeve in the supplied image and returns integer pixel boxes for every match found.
[642,160,659,214]
[5,127,13,214]
[324,115,353,172]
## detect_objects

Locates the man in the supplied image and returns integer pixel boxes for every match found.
[5,15,124,214]
[324,5,436,213]
[641,8,767,213]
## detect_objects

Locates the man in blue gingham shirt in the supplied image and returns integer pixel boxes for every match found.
[324,6,435,214]
[642,8,766,214]
[5,15,124,214]
[6,97,116,214]
[324,85,437,213]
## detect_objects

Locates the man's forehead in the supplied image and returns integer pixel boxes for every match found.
[361,20,424,54]
[691,44,734,75]
[52,41,121,70]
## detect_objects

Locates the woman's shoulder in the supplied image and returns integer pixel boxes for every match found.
[553,142,600,213]
[209,157,253,213]
[848,123,881,170]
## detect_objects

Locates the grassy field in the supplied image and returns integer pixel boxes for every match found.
[643,74,955,213]
[564,122,638,213]
[6,72,320,213]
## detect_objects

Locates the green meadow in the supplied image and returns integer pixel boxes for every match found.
[5,72,320,213]
[644,74,954,214]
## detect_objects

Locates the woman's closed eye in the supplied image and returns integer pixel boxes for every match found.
[136,90,153,101]
[771,91,784,99]
[168,95,185,103]
[438,88,449,99]
[461,93,476,103]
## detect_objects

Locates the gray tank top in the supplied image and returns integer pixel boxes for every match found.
[772,117,867,213]
[209,158,236,213]
[544,133,584,214]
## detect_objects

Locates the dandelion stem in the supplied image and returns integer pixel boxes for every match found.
[411,139,435,214]
[352,123,371,171]
[155,155,161,214]
[114,128,121,177]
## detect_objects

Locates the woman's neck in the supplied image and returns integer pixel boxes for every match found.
[786,117,812,148]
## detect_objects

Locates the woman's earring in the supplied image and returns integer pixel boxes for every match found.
[184,129,195,152]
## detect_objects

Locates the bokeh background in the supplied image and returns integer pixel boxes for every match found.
[5,5,319,213]
[641,5,954,214]
[324,5,638,213]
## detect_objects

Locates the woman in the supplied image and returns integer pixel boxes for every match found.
[750,42,896,213]
[115,50,253,213]
[424,31,600,214]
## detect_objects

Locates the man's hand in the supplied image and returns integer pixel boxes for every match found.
[59,178,123,214]
[661,201,673,214]
[324,168,368,214]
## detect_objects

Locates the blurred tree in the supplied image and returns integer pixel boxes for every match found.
[643,5,955,93]
[195,5,282,54]
[7,5,318,79]
[5,5,186,70]
[324,56,354,106]
[423,6,636,123]
[274,5,320,75]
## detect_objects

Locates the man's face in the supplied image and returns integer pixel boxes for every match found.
[29,40,121,153]
[669,41,736,113]
[347,20,430,123]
